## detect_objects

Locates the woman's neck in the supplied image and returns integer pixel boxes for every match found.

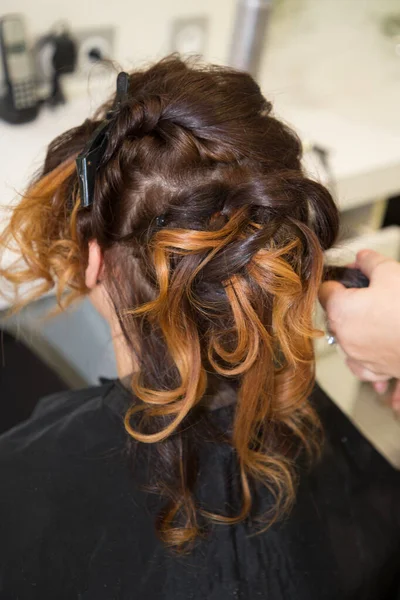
[110,320,136,380]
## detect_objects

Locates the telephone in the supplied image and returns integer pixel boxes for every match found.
[0,15,39,124]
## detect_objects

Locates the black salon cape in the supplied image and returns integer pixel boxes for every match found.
[0,381,399,600]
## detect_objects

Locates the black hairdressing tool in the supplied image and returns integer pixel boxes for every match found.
[323,266,369,289]
[76,71,129,208]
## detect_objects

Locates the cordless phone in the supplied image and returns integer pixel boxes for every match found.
[0,15,39,124]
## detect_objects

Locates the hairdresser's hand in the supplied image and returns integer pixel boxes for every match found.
[319,250,400,410]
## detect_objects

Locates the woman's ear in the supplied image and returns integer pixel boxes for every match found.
[85,240,103,289]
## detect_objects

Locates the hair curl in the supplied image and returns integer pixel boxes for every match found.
[0,56,339,550]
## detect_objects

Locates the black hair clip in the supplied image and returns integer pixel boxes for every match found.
[76,72,129,208]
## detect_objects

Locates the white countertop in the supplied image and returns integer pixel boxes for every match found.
[0,89,399,309]
[277,105,400,211]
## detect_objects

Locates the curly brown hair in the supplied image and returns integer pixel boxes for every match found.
[0,56,339,551]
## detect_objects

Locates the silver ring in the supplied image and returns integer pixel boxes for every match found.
[326,334,337,346]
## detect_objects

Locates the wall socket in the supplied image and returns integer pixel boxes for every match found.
[170,17,208,56]
[74,26,116,77]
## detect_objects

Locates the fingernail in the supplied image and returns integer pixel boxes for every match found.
[375,381,389,395]
[357,249,372,260]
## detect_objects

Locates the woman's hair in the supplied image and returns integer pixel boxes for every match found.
[0,56,339,550]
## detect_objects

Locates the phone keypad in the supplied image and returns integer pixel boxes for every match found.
[12,80,37,110]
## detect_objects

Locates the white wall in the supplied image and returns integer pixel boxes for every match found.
[3,0,398,128]
[1,0,236,67]
[260,0,400,131]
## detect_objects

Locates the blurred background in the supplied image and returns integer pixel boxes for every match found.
[0,0,399,451]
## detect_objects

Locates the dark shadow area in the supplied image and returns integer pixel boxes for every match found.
[383,196,400,227]
[0,330,68,434]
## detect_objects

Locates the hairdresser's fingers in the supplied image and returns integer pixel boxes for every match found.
[356,249,395,279]
[391,380,400,412]
[345,358,391,383]
[318,280,346,312]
